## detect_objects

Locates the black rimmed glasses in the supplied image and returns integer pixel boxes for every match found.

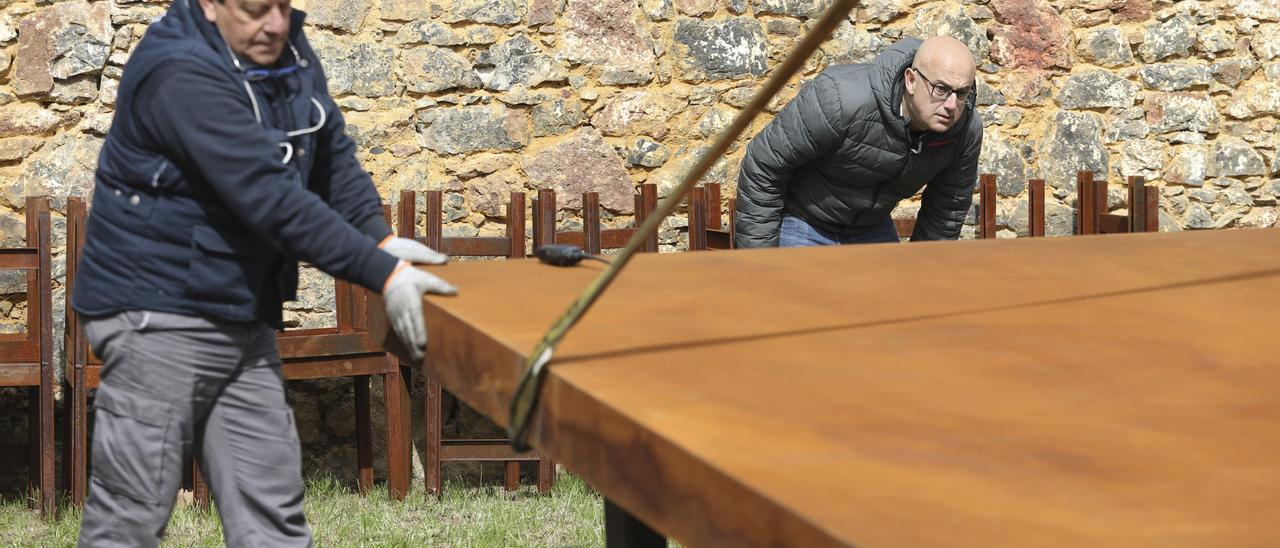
[911,67,975,107]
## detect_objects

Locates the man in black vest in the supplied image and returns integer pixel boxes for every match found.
[72,0,448,545]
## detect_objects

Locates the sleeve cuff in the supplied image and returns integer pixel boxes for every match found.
[356,214,393,242]
[361,247,401,294]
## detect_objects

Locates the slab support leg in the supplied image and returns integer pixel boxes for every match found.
[605,498,665,548]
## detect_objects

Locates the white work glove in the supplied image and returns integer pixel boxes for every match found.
[383,261,457,362]
[379,236,448,265]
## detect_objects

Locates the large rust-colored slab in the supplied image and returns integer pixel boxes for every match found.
[378,228,1280,547]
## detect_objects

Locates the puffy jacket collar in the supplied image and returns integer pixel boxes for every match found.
[870,38,974,145]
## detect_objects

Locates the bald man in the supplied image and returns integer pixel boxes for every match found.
[735,36,982,247]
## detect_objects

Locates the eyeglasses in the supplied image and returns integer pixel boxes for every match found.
[911,67,975,107]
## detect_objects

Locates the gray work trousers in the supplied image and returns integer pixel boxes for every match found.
[78,310,312,548]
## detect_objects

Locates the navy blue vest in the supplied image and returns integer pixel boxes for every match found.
[73,0,351,326]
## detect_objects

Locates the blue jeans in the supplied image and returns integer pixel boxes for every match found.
[779,214,900,247]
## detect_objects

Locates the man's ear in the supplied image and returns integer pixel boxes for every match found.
[197,0,219,23]
[903,68,916,97]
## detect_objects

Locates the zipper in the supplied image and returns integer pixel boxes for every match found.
[149,161,167,189]
[849,132,922,229]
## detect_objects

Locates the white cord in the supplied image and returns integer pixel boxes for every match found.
[242,80,263,124]
[279,141,294,165]
[286,97,326,137]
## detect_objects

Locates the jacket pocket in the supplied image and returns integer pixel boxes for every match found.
[182,224,271,315]
[147,158,184,191]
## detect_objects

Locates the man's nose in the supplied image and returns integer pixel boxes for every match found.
[942,92,959,110]
[264,6,289,35]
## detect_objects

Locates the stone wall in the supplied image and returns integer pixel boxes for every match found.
[1,0,1278,489]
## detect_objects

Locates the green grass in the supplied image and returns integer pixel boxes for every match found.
[0,472,605,547]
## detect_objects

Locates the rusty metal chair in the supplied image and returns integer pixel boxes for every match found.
[972,176,1050,238]
[888,175,1053,239]
[63,198,410,507]
[0,196,53,517]
[273,215,411,501]
[686,178,1050,249]
[399,189,554,496]
[535,184,660,254]
[64,198,192,507]
[1076,172,1160,234]
[889,174,1000,240]
[65,198,213,507]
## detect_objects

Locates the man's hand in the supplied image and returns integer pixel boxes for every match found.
[380,236,448,265]
[383,261,457,361]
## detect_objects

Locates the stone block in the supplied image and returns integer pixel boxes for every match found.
[521,127,635,213]
[672,17,768,82]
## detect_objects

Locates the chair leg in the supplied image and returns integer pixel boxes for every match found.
[71,379,89,507]
[39,374,55,517]
[425,377,443,497]
[193,459,210,511]
[27,387,38,509]
[64,371,88,506]
[537,458,555,494]
[504,461,520,492]
[61,381,72,501]
[382,363,410,501]
[355,375,373,496]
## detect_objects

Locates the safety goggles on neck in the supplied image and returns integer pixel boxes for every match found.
[244,63,301,82]
[226,41,325,165]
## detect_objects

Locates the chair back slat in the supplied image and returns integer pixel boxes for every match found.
[0,367,39,385]
[1076,171,1097,235]
[335,279,356,333]
[506,192,526,259]
[688,186,708,251]
[704,183,723,231]
[425,191,444,251]
[1144,181,1160,232]
[636,184,659,253]
[978,174,997,239]
[0,251,40,269]
[1028,179,1046,237]
[66,197,87,353]
[533,189,556,249]
[1093,175,1109,232]
[583,192,601,255]
[440,237,519,257]
[1128,176,1149,233]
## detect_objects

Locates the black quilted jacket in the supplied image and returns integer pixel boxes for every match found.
[735,38,983,247]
